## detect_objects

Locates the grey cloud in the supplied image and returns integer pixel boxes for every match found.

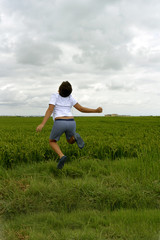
[77,84,92,90]
[0,62,15,77]
[16,38,62,66]
[3,0,159,72]
[121,0,160,31]
[3,0,132,45]
[73,44,131,70]
[106,79,134,91]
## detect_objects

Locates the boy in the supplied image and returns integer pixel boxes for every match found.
[36,81,102,169]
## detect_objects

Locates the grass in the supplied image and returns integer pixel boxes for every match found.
[0,116,160,239]
[3,209,160,240]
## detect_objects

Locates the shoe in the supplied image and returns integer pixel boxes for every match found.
[74,133,85,149]
[57,156,67,169]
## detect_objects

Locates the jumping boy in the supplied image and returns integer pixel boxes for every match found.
[36,81,103,169]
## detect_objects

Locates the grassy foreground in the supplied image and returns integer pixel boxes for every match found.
[0,116,160,239]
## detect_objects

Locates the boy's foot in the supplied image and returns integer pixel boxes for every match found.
[57,155,67,169]
[74,133,85,149]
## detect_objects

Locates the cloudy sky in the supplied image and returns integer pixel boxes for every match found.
[0,0,160,116]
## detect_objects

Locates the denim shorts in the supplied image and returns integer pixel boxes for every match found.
[49,119,76,141]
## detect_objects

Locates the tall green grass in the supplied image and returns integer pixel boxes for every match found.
[3,209,160,240]
[0,116,160,239]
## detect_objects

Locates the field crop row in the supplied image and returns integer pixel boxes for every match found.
[1,116,160,168]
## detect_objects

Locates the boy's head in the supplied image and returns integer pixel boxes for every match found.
[59,81,72,97]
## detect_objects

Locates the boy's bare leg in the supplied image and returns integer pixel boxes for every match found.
[49,140,64,158]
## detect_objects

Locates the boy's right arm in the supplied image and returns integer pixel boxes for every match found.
[74,103,102,113]
[36,104,54,132]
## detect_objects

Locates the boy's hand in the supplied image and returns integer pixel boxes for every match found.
[96,107,103,113]
[36,124,44,132]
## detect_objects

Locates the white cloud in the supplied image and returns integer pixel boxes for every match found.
[0,0,160,116]
[0,84,28,106]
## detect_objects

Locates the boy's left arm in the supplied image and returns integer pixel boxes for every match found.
[74,103,102,113]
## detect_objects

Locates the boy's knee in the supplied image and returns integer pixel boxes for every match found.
[67,136,76,144]
[49,139,57,145]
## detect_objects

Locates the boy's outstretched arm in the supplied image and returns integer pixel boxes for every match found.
[36,104,54,132]
[74,103,103,113]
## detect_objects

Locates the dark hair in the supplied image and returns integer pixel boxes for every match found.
[59,81,72,97]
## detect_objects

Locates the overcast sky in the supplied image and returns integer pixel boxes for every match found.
[0,0,160,116]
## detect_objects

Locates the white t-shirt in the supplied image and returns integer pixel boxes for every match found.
[49,93,77,120]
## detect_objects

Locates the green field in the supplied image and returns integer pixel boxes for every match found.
[0,116,160,240]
